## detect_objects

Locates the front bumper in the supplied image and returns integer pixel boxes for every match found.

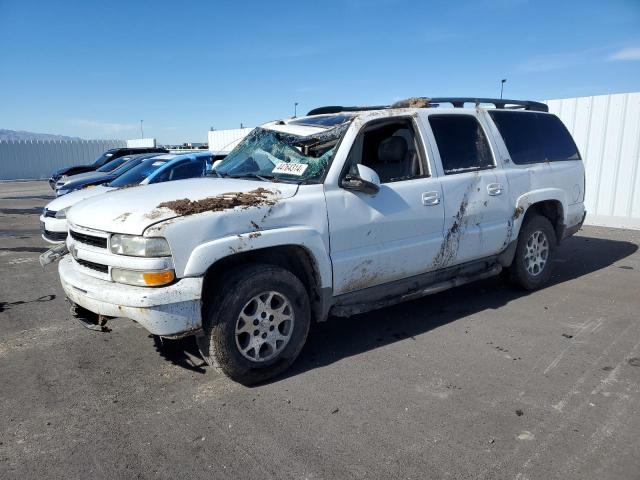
[40,215,68,243]
[59,255,203,336]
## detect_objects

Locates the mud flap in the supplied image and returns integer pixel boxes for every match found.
[39,243,69,269]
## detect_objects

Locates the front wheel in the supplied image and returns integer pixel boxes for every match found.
[198,264,311,385]
[506,214,557,290]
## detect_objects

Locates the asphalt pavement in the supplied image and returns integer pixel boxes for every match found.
[1,181,639,480]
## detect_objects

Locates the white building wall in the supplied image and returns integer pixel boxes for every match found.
[546,92,640,229]
[0,139,125,180]
[208,128,252,154]
[126,138,156,148]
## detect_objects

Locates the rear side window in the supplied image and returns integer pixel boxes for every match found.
[488,111,581,164]
[428,115,494,174]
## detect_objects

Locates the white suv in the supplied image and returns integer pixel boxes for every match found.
[52,97,586,384]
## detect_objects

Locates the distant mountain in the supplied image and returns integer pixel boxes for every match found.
[0,129,82,141]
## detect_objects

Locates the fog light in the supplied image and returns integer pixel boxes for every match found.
[111,268,175,287]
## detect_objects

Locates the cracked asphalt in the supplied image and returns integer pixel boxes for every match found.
[1,181,640,479]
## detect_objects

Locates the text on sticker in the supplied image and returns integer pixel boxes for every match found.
[272,162,308,176]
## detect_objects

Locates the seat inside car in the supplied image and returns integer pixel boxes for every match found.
[360,124,420,182]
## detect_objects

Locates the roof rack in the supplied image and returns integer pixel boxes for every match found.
[428,97,548,112]
[306,97,548,116]
[306,105,389,116]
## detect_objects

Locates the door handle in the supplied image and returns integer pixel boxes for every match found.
[487,183,503,196]
[422,191,440,206]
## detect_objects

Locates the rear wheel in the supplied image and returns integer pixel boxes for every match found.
[198,264,310,385]
[506,214,557,290]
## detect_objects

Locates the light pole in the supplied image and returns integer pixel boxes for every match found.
[294,102,299,118]
[140,120,144,139]
[500,79,507,99]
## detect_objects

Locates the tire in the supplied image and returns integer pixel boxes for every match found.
[506,214,557,290]
[199,263,311,385]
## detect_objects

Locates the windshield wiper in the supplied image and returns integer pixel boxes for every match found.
[228,172,278,182]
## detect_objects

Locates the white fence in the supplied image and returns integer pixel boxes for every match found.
[208,128,252,153]
[547,92,640,229]
[0,139,125,180]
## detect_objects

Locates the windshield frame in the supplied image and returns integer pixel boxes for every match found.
[215,120,352,184]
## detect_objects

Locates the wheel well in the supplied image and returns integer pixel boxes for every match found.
[202,245,324,323]
[523,200,564,242]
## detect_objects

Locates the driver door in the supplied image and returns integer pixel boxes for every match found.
[324,117,445,295]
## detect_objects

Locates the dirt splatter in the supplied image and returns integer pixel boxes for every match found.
[145,209,164,220]
[248,232,261,239]
[432,181,477,269]
[391,97,431,109]
[157,188,276,216]
[250,221,260,230]
[113,212,131,222]
[513,206,525,220]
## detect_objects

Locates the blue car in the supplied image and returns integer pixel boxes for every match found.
[55,153,162,196]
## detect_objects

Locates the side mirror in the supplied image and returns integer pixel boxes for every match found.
[341,164,380,195]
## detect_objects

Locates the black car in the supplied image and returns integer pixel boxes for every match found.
[48,146,167,189]
[54,153,164,196]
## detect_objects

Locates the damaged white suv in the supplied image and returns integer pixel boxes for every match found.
[51,97,586,384]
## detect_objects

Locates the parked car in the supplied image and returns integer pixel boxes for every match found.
[47,97,586,384]
[40,151,217,243]
[54,153,161,196]
[48,147,168,189]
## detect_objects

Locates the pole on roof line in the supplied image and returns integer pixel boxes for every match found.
[500,79,507,99]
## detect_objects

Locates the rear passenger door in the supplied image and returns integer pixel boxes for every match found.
[419,111,512,267]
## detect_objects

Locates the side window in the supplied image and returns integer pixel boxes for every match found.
[346,119,426,183]
[167,161,204,181]
[428,115,493,175]
[488,111,581,164]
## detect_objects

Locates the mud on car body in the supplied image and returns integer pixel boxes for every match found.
[48,97,586,384]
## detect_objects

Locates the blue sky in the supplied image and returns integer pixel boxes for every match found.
[1,0,639,144]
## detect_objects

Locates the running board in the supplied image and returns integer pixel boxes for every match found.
[331,264,502,317]
[400,265,502,301]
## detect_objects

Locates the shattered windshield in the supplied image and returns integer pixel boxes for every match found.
[215,122,350,183]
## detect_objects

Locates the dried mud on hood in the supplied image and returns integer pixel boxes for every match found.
[157,187,277,216]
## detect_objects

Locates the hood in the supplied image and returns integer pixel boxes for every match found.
[61,172,114,190]
[67,177,298,235]
[59,170,106,185]
[46,185,112,212]
[54,165,92,178]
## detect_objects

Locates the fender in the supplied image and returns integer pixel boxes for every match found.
[512,188,568,233]
[182,226,332,289]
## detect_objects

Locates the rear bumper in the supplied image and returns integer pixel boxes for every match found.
[562,208,586,240]
[59,255,203,336]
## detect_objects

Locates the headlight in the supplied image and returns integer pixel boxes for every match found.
[55,207,70,218]
[110,234,171,257]
[111,268,175,287]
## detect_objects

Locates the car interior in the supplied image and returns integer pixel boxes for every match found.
[347,119,425,183]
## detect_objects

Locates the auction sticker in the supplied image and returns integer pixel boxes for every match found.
[272,162,308,176]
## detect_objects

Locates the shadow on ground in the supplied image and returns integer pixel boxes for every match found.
[152,235,638,380]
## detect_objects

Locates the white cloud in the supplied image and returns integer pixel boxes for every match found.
[609,46,640,61]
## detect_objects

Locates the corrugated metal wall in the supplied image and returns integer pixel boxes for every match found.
[547,92,640,229]
[0,139,125,180]
[208,128,252,153]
